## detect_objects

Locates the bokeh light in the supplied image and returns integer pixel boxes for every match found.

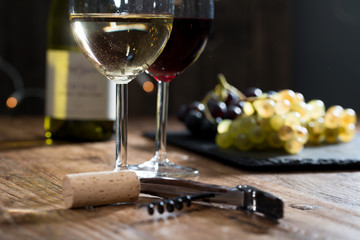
[142,81,154,93]
[6,97,18,109]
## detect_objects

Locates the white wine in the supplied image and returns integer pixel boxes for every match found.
[70,13,173,84]
[45,0,116,143]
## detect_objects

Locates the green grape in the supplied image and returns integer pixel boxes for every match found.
[228,116,256,138]
[243,102,255,116]
[340,108,357,126]
[294,125,309,144]
[228,119,243,138]
[278,125,294,141]
[307,117,325,134]
[215,132,233,149]
[258,93,269,99]
[294,92,305,103]
[308,132,325,145]
[267,131,284,148]
[307,99,325,119]
[248,125,267,144]
[238,116,257,133]
[284,137,304,154]
[307,118,325,144]
[259,117,272,132]
[217,119,232,134]
[284,111,301,129]
[291,101,312,122]
[274,99,291,115]
[208,84,357,154]
[254,139,269,150]
[339,123,356,142]
[324,106,343,129]
[270,114,285,130]
[233,133,253,151]
[327,105,344,114]
[274,89,296,104]
[324,127,339,143]
[253,98,275,118]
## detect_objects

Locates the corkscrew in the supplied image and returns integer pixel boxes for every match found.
[141,192,215,215]
[139,177,284,220]
[62,171,283,219]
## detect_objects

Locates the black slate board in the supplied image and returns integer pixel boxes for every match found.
[145,131,360,171]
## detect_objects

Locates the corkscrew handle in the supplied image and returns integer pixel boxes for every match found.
[236,185,284,220]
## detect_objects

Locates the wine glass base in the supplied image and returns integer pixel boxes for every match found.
[129,160,199,178]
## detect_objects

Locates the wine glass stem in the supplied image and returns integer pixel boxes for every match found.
[115,83,128,171]
[154,81,169,163]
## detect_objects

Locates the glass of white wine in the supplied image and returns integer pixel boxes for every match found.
[69,0,174,170]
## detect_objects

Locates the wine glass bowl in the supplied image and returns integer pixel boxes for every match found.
[148,17,213,82]
[70,2,173,84]
[129,0,214,177]
[69,0,174,170]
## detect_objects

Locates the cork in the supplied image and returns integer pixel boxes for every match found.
[62,170,140,208]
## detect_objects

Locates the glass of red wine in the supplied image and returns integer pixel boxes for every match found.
[129,0,214,177]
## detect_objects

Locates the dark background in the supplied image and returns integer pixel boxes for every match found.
[1,0,359,116]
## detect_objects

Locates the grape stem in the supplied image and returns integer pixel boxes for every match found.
[201,73,246,123]
[217,73,246,100]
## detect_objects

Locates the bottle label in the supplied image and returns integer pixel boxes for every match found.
[46,49,116,120]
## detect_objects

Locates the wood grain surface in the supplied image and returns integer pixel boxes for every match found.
[0,116,359,240]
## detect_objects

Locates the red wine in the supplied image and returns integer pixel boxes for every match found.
[147,18,213,82]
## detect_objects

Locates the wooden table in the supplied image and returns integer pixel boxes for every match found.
[0,116,359,240]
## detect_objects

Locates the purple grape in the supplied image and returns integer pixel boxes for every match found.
[177,101,205,123]
[225,91,239,106]
[184,110,203,132]
[267,90,277,96]
[210,102,227,118]
[244,87,262,97]
[199,118,217,138]
[237,100,246,110]
[188,101,205,112]
[226,105,242,119]
[215,117,223,124]
[206,98,217,111]
[176,104,189,122]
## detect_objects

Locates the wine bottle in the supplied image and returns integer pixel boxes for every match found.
[44,0,115,143]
